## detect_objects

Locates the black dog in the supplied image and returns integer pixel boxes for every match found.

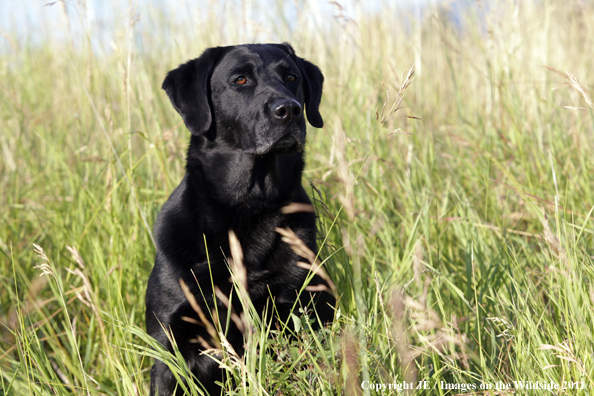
[146,43,335,395]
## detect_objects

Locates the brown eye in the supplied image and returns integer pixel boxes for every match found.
[287,74,297,82]
[235,76,247,85]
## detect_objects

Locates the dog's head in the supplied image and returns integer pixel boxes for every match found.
[162,43,324,155]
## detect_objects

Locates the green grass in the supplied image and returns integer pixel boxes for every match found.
[2,0,594,394]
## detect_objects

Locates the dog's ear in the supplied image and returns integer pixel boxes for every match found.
[162,47,226,136]
[296,57,324,129]
[278,43,324,128]
[298,58,324,128]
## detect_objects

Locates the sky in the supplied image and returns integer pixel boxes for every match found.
[0,0,476,54]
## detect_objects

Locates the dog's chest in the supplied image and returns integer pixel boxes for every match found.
[234,220,308,299]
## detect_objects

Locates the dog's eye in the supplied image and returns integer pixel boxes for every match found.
[287,74,297,82]
[235,76,247,85]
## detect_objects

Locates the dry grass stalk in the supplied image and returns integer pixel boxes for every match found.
[0,133,17,173]
[180,316,201,325]
[304,284,330,293]
[32,244,91,394]
[275,227,338,299]
[374,272,386,316]
[64,247,91,305]
[377,64,415,125]
[412,240,424,289]
[565,71,594,109]
[228,230,248,292]
[33,244,54,277]
[546,66,594,110]
[341,227,353,257]
[280,202,315,214]
[188,335,213,351]
[486,317,514,341]
[333,117,356,220]
[179,278,221,349]
[64,246,111,359]
[276,227,315,262]
[4,276,46,334]
[2,274,47,359]
[405,293,469,368]
[389,290,417,395]
[227,230,251,335]
[200,333,271,396]
[214,286,246,335]
[540,209,568,267]
[538,341,593,384]
[332,63,415,220]
[50,360,74,393]
[341,329,363,396]
[389,288,470,389]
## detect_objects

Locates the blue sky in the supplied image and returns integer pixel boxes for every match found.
[0,0,467,54]
[0,0,434,35]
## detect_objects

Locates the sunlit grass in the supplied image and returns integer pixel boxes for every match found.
[1,0,594,394]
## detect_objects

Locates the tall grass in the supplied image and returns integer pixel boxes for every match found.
[1,0,594,394]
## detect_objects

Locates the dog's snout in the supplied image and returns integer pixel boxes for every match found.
[272,99,302,122]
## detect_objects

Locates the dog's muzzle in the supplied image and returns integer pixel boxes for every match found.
[269,133,304,154]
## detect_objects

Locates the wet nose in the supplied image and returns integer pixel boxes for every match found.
[272,99,302,123]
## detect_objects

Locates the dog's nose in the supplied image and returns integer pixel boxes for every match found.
[272,99,302,123]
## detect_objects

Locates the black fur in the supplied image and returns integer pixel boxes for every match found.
[146,43,335,396]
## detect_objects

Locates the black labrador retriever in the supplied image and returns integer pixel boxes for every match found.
[146,43,335,396]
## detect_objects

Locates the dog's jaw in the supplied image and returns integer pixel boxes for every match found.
[269,133,304,154]
[243,132,305,155]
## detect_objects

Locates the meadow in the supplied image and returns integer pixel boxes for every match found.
[1,0,594,394]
